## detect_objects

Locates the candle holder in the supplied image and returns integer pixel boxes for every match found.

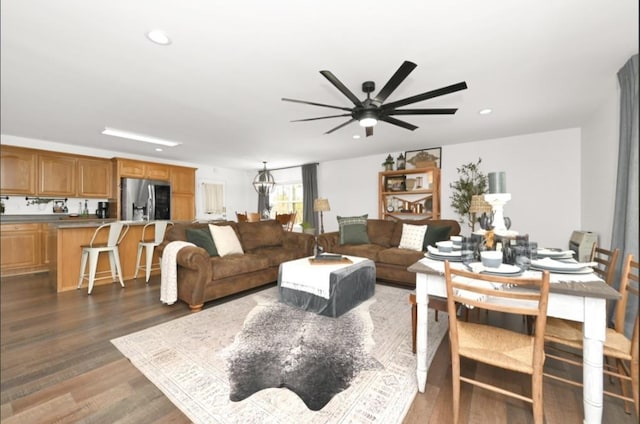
[484,193,512,234]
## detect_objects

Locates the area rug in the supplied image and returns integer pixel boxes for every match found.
[111,284,448,424]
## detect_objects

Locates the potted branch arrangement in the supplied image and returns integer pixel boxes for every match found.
[301,221,316,235]
[449,158,488,231]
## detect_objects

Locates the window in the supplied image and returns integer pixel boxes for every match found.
[270,182,303,224]
[201,182,225,218]
[269,167,303,224]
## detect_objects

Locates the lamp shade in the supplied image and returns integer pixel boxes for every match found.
[252,161,275,194]
[313,198,331,212]
[469,195,492,214]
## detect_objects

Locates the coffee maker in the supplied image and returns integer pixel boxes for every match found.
[96,202,109,219]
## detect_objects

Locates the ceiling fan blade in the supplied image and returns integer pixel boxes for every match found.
[365,126,374,137]
[291,114,352,122]
[388,108,458,115]
[372,61,417,106]
[282,97,352,112]
[325,118,356,134]
[379,116,418,131]
[319,70,363,107]
[381,81,468,110]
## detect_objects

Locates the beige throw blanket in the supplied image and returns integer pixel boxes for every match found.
[160,241,195,305]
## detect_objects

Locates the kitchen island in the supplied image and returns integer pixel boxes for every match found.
[48,220,161,292]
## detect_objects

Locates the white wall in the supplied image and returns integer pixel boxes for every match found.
[319,128,582,249]
[580,75,620,250]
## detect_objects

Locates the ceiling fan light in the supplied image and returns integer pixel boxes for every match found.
[359,117,377,127]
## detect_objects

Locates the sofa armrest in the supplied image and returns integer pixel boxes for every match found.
[283,231,316,256]
[317,231,339,253]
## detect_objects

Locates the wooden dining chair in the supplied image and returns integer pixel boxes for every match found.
[275,211,296,231]
[544,253,639,416]
[590,244,621,287]
[236,211,248,222]
[247,212,261,222]
[444,261,550,424]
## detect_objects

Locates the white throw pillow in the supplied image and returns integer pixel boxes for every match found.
[398,224,428,251]
[209,224,244,256]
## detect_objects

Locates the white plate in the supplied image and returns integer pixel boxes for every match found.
[531,257,589,271]
[537,248,574,259]
[425,252,463,262]
[470,262,522,275]
[530,265,593,275]
[427,245,461,257]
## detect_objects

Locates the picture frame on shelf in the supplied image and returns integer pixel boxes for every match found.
[385,175,406,192]
[405,147,442,168]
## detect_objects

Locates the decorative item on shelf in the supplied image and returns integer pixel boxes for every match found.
[385,175,407,192]
[449,158,488,230]
[415,176,423,189]
[396,153,406,170]
[405,147,442,168]
[382,154,394,171]
[313,198,330,234]
[405,178,416,190]
[253,161,276,195]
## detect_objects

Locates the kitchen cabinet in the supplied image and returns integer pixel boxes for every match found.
[378,167,441,220]
[0,145,37,195]
[77,157,112,198]
[37,153,77,196]
[0,223,44,276]
[116,158,170,180]
[170,166,196,221]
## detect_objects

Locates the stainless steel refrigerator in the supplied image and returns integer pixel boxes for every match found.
[120,178,172,221]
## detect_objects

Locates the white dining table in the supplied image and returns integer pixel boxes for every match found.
[408,257,621,424]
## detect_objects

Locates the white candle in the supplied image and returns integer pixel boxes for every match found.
[488,172,507,193]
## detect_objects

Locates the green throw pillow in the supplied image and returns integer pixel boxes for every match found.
[337,214,370,245]
[185,227,219,256]
[423,225,452,250]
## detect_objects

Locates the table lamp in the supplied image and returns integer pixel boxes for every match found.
[313,198,330,234]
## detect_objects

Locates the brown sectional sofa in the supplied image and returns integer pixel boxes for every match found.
[157,220,315,311]
[317,218,461,287]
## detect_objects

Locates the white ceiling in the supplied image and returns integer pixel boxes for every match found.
[1,1,638,170]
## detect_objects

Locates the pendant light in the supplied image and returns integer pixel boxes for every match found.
[252,161,276,194]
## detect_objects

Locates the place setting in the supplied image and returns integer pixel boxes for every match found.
[529,257,596,274]
[425,238,463,262]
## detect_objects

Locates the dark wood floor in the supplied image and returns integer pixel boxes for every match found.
[1,273,636,423]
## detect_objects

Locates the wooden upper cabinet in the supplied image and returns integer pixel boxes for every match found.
[146,163,170,180]
[170,166,196,194]
[77,157,112,198]
[117,158,170,181]
[0,145,37,195]
[37,153,76,196]
[117,159,146,178]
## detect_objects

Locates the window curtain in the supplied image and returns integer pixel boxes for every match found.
[257,191,269,218]
[610,54,639,338]
[301,163,318,231]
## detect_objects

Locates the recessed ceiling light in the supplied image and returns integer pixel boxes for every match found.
[146,30,172,45]
[102,127,181,147]
[479,108,493,115]
[155,148,163,152]
[353,134,361,139]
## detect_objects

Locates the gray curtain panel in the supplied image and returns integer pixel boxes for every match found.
[302,163,318,231]
[611,54,639,338]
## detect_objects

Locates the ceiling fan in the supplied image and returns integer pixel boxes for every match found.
[282,60,468,137]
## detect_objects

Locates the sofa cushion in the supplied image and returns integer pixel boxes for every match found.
[423,224,452,250]
[330,243,386,262]
[337,214,369,245]
[251,246,308,267]
[378,247,426,267]
[398,224,428,251]
[366,219,396,247]
[185,227,218,256]
[209,224,244,256]
[237,220,284,251]
[209,254,269,280]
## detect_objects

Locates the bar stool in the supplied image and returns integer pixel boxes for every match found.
[135,221,174,283]
[77,222,130,294]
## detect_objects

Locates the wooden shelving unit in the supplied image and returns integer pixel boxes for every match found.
[378,167,441,220]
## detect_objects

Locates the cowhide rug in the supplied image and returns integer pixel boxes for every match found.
[224,297,381,410]
[111,284,448,424]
